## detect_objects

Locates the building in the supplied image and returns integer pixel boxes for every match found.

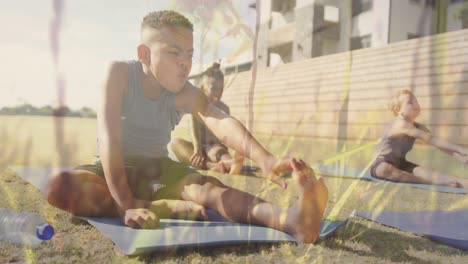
[233,0,468,70]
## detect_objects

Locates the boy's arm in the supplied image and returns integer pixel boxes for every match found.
[98,62,150,211]
[401,126,467,162]
[189,115,206,167]
[399,126,432,143]
[175,84,290,188]
[428,137,468,163]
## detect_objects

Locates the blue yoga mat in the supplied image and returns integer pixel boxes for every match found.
[83,215,348,255]
[9,166,349,255]
[357,210,468,251]
[316,165,468,194]
[9,166,70,193]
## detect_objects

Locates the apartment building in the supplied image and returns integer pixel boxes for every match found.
[223,0,468,72]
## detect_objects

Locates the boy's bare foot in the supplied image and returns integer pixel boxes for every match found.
[436,178,466,189]
[283,159,328,243]
[446,181,463,188]
[452,178,468,189]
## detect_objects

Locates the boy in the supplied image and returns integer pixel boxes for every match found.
[169,62,244,175]
[370,89,468,187]
[45,10,328,243]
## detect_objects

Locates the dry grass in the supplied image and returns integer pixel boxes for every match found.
[0,115,467,263]
[0,115,96,168]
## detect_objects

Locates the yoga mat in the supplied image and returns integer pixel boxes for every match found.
[356,210,468,251]
[315,165,468,194]
[82,215,348,255]
[9,166,69,193]
[9,166,349,255]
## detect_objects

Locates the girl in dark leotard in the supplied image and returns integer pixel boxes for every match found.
[370,89,468,188]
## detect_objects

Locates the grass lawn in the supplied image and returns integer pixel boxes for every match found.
[0,115,467,263]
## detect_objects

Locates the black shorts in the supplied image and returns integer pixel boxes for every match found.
[370,157,419,178]
[74,156,199,201]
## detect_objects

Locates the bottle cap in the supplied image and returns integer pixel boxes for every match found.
[36,224,54,240]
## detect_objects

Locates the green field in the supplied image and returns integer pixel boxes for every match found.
[0,115,467,263]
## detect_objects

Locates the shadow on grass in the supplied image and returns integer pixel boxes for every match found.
[319,221,466,263]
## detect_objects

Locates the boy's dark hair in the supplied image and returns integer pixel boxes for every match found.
[202,62,224,81]
[141,10,193,32]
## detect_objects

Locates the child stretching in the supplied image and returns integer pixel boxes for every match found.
[169,62,244,175]
[370,89,468,188]
[45,10,328,243]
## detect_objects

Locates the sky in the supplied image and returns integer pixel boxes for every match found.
[0,0,256,110]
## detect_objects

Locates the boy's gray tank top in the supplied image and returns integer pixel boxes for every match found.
[97,60,183,159]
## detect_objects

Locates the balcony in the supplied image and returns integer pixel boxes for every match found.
[268,20,296,47]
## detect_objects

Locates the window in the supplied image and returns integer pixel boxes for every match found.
[352,0,373,16]
[351,35,372,50]
[425,0,436,8]
[224,62,252,75]
[271,0,296,13]
[407,33,420,39]
[268,43,293,66]
[271,0,296,25]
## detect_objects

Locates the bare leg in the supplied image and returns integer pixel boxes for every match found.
[45,170,119,217]
[413,166,467,188]
[152,200,208,220]
[204,162,228,173]
[229,151,245,175]
[168,138,197,166]
[180,159,328,243]
[217,151,245,175]
[207,155,245,175]
[374,162,466,188]
[206,145,245,175]
[169,139,227,172]
[46,170,210,220]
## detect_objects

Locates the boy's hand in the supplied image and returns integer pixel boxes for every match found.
[122,208,160,229]
[459,148,468,157]
[116,198,159,229]
[190,148,206,168]
[261,156,293,189]
[453,152,468,164]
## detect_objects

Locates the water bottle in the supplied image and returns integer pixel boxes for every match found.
[0,209,54,247]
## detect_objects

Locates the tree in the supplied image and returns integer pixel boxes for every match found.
[38,105,54,116]
[17,103,38,115]
[53,106,71,117]
[0,104,96,118]
[167,0,254,69]
[78,107,97,118]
